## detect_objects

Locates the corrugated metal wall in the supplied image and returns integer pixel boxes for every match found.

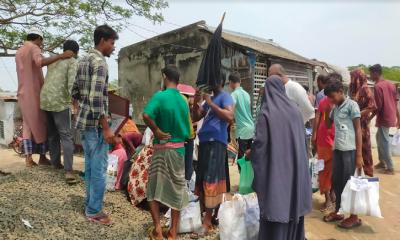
[270,58,313,91]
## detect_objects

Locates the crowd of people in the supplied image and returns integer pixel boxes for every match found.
[14,23,398,240]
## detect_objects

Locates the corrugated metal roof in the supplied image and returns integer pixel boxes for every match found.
[200,23,315,65]
[120,20,319,66]
[0,92,17,101]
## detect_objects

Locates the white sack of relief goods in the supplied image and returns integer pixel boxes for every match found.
[338,169,383,218]
[219,194,247,240]
[243,193,260,240]
[106,154,118,191]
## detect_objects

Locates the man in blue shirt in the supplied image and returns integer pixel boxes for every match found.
[192,83,234,237]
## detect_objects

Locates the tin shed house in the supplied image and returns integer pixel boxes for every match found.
[119,21,319,125]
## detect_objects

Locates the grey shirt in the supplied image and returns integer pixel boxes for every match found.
[331,98,361,151]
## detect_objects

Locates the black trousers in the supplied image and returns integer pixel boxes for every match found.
[332,150,356,212]
[237,138,253,172]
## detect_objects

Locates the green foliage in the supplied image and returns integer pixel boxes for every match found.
[0,0,168,55]
[348,65,400,82]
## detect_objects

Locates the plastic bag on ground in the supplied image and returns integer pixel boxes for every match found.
[338,169,383,218]
[309,158,321,193]
[188,171,196,193]
[391,132,400,156]
[237,157,255,195]
[165,193,202,234]
[218,194,247,240]
[243,193,260,240]
[106,154,119,191]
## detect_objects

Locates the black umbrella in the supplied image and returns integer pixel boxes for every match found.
[196,13,226,93]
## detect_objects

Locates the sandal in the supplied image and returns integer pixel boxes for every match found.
[54,164,64,170]
[38,158,52,166]
[86,212,113,225]
[323,212,344,222]
[338,218,362,229]
[211,216,219,226]
[191,226,210,239]
[65,172,78,185]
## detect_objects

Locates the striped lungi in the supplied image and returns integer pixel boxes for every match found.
[146,148,188,210]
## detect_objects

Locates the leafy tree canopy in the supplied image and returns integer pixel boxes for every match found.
[348,64,400,82]
[0,0,168,56]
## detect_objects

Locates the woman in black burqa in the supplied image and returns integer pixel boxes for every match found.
[251,75,312,240]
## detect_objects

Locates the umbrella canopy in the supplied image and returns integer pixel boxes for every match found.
[177,84,196,96]
[196,21,223,93]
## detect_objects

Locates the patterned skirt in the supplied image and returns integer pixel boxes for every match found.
[195,141,227,209]
[127,146,153,206]
[146,148,188,210]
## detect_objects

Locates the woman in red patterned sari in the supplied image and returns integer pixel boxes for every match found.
[349,69,377,176]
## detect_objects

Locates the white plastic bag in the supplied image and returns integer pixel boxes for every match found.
[339,170,383,218]
[242,193,260,240]
[219,194,247,240]
[309,158,323,193]
[391,132,400,156]
[106,154,118,191]
[165,199,202,233]
[142,127,154,146]
[188,171,196,193]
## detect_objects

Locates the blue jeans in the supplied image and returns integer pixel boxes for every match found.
[81,128,108,216]
[376,127,394,170]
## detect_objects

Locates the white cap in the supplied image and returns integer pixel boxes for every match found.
[27,27,43,38]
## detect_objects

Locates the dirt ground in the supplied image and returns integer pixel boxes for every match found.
[0,145,399,240]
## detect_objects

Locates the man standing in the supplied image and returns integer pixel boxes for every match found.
[40,40,79,183]
[15,27,74,167]
[228,72,255,163]
[143,66,190,240]
[268,64,315,124]
[192,83,234,238]
[315,74,328,109]
[72,25,119,224]
[370,64,399,175]
[269,64,315,158]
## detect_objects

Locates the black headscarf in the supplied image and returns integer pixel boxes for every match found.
[251,75,312,223]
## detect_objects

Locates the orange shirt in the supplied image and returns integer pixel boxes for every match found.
[120,119,140,134]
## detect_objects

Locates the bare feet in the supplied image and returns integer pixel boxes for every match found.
[25,156,37,168]
[150,227,163,240]
[374,162,386,170]
[319,202,333,212]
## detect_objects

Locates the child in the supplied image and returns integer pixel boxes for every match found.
[323,76,364,229]
[315,95,336,212]
[110,136,128,191]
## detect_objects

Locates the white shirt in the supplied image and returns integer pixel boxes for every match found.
[285,79,315,123]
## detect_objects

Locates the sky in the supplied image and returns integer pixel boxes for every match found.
[1,0,399,92]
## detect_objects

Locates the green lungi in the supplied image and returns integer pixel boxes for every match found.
[146,148,188,210]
